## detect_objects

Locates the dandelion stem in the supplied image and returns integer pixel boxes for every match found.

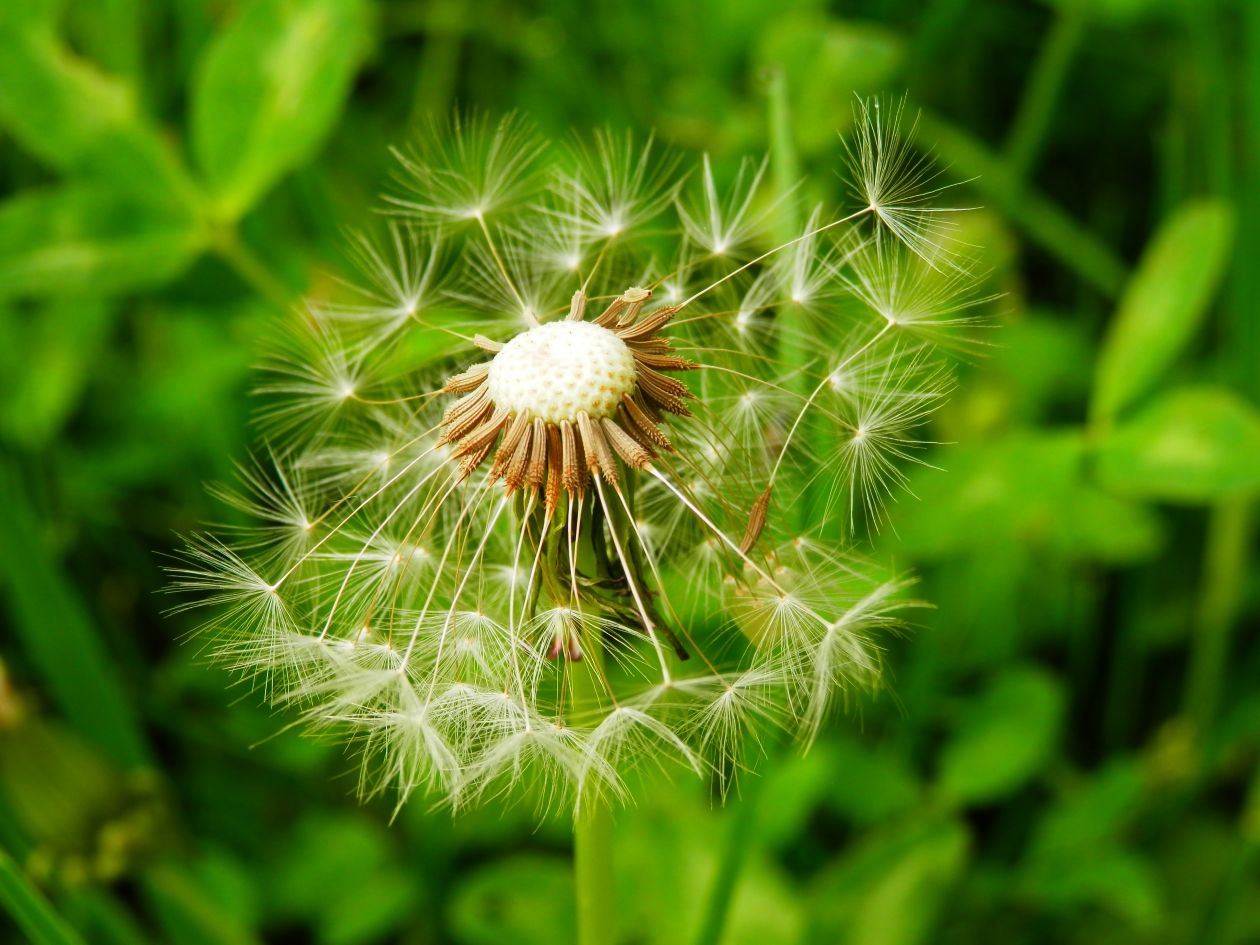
[572,625,616,945]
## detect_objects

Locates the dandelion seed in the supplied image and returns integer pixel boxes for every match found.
[845,96,971,268]
[388,112,544,225]
[677,154,779,257]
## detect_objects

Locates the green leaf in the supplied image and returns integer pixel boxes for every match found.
[807,817,969,945]
[66,0,144,83]
[0,847,88,945]
[823,738,922,826]
[1092,200,1235,422]
[0,185,204,300]
[448,855,575,945]
[0,6,130,166]
[937,666,1065,805]
[1018,760,1161,928]
[141,864,263,945]
[0,464,151,771]
[1095,385,1260,503]
[0,300,116,448]
[891,431,1162,564]
[0,9,196,200]
[191,0,372,220]
[273,814,414,945]
[0,0,61,33]
[1025,760,1146,863]
[1025,847,1163,929]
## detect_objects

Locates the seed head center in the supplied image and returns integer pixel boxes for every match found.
[487,321,637,424]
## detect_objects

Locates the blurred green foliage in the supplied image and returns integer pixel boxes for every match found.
[2,0,1259,943]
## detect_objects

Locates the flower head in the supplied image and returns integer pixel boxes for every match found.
[172,99,986,812]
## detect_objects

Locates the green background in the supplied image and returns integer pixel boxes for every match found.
[2,0,1259,943]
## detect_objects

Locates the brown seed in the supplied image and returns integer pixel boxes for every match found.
[578,412,618,485]
[442,362,491,394]
[545,425,564,513]
[491,412,531,479]
[525,417,548,489]
[603,418,652,468]
[739,487,773,554]
[620,397,672,449]
[503,421,534,492]
[453,405,509,459]
[617,304,679,341]
[560,422,587,494]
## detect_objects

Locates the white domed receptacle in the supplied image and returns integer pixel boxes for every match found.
[487,321,638,425]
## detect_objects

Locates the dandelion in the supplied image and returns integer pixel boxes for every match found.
[171,98,986,943]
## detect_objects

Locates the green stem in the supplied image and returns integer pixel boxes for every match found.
[408,0,464,125]
[765,68,814,532]
[572,627,615,945]
[1228,1,1260,400]
[916,112,1128,297]
[0,463,151,770]
[1003,0,1089,185]
[905,0,972,79]
[1183,496,1253,739]
[212,228,294,312]
[765,68,800,248]
[1193,759,1260,944]
[0,849,88,945]
[574,796,615,945]
[693,775,763,945]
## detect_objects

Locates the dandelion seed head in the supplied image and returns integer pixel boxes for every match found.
[171,100,983,814]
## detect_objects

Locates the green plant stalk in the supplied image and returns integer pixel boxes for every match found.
[408,0,464,125]
[211,227,295,312]
[1193,758,1260,944]
[917,112,1127,297]
[65,890,154,945]
[572,625,615,945]
[1186,0,1233,199]
[0,848,88,945]
[0,463,151,770]
[1230,1,1260,401]
[906,0,972,79]
[141,863,265,945]
[1184,496,1253,738]
[766,67,814,531]
[766,68,800,249]
[693,770,763,945]
[1003,0,1089,185]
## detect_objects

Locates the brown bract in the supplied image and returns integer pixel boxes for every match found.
[439,287,697,512]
